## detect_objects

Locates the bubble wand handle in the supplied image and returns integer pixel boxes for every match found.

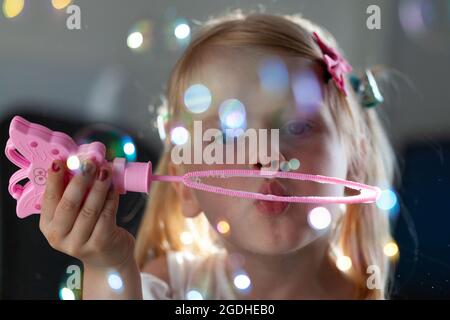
[4,116,157,218]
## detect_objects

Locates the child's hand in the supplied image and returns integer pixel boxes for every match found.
[39,159,135,270]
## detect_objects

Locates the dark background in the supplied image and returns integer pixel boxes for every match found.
[1,0,449,299]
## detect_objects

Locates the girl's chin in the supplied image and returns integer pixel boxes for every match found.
[228,227,321,255]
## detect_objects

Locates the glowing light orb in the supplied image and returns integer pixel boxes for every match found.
[127,31,144,49]
[108,272,123,291]
[307,207,331,230]
[66,155,80,170]
[233,274,251,290]
[174,23,190,39]
[52,0,72,10]
[123,142,136,155]
[126,20,153,52]
[219,99,247,138]
[280,161,290,172]
[184,84,212,114]
[258,57,289,95]
[3,0,24,18]
[376,189,398,211]
[186,289,203,300]
[289,158,300,170]
[292,70,323,116]
[170,126,189,145]
[336,255,352,272]
[383,241,399,257]
[217,220,230,234]
[59,287,75,300]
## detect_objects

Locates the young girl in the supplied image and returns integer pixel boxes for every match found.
[40,11,397,300]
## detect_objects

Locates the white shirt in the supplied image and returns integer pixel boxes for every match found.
[140,250,237,300]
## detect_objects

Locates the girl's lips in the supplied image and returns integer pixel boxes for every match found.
[254,180,290,215]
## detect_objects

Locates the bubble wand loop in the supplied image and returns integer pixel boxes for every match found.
[4,116,381,219]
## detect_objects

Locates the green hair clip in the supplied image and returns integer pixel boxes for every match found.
[350,69,384,108]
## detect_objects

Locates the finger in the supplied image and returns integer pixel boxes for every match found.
[69,165,113,244]
[52,159,98,236]
[40,160,66,228]
[88,187,120,246]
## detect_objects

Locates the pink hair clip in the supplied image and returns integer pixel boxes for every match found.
[312,31,352,96]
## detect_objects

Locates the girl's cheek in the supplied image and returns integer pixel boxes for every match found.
[280,137,324,170]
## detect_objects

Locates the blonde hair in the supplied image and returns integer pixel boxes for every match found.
[135,10,397,299]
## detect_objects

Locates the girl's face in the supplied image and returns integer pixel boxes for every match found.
[172,50,349,255]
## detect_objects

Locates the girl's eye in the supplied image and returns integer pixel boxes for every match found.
[281,120,313,136]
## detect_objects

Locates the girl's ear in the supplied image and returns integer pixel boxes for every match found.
[168,162,202,218]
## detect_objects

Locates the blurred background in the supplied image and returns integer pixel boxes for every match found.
[0,0,449,299]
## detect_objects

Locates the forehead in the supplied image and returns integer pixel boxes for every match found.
[183,49,327,124]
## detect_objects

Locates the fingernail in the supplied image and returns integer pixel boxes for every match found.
[81,160,95,176]
[97,168,109,181]
[51,161,60,172]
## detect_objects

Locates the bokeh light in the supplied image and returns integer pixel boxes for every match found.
[59,287,75,300]
[233,273,251,291]
[74,125,137,162]
[399,0,450,52]
[216,220,230,234]
[186,289,203,300]
[127,32,144,49]
[219,99,247,139]
[307,207,331,230]
[66,155,80,171]
[108,272,124,291]
[383,241,399,257]
[174,23,190,39]
[292,70,323,116]
[278,159,300,172]
[126,20,153,52]
[184,84,212,114]
[289,158,300,170]
[336,255,352,272]
[170,126,189,145]
[180,231,193,245]
[2,0,24,18]
[164,15,191,50]
[280,161,290,171]
[51,0,72,10]
[123,142,136,156]
[376,189,398,211]
[399,0,432,35]
[120,136,137,161]
[258,57,289,96]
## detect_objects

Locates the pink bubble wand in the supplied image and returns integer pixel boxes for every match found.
[4,116,381,219]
